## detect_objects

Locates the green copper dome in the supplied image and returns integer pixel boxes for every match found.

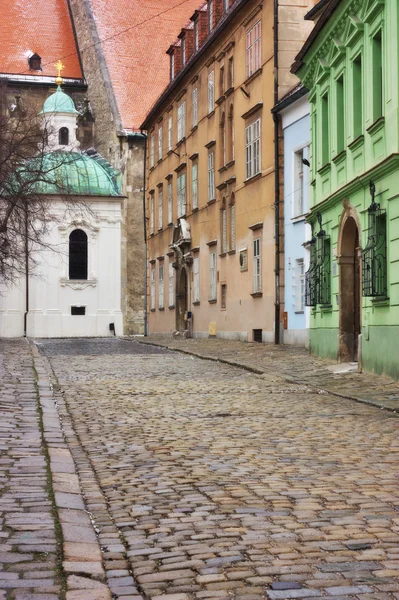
[41,86,79,115]
[10,151,121,197]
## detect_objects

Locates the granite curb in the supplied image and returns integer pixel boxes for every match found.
[29,341,112,600]
[134,338,399,415]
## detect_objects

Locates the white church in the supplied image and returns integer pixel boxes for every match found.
[0,76,124,338]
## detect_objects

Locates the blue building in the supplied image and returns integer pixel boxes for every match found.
[275,87,311,346]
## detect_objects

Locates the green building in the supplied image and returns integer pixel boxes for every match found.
[292,0,399,379]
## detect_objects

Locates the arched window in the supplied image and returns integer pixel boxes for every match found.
[59,127,69,146]
[69,229,88,280]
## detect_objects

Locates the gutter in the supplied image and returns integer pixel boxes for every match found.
[140,130,148,337]
[273,0,280,345]
[23,206,29,337]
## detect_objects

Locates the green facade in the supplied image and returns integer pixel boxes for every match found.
[296,0,399,379]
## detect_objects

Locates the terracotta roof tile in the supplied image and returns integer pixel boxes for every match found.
[1,0,83,79]
[89,0,201,131]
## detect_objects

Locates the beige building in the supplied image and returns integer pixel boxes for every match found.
[142,0,317,341]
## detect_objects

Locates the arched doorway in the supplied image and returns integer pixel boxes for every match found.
[176,268,188,332]
[338,214,361,362]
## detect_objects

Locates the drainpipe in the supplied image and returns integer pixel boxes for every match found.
[273,0,280,345]
[23,204,29,337]
[140,130,148,337]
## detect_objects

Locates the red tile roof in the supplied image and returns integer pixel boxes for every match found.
[89,0,201,131]
[1,0,83,80]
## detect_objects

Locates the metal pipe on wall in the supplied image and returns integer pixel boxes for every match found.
[273,0,281,345]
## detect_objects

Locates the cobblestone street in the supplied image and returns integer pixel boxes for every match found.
[36,337,399,600]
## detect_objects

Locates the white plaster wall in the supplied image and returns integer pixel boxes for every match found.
[0,196,123,338]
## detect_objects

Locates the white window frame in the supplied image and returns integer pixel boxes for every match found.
[192,87,198,128]
[182,36,186,66]
[177,101,186,142]
[158,263,164,309]
[208,151,215,201]
[194,18,199,51]
[208,0,214,31]
[294,258,305,313]
[224,0,229,12]
[246,20,261,78]
[150,194,154,235]
[192,162,198,210]
[246,118,261,179]
[208,70,215,113]
[177,173,186,217]
[150,134,155,168]
[168,115,173,151]
[151,266,156,310]
[168,260,175,307]
[209,251,217,300]
[158,125,163,161]
[293,145,309,217]
[253,237,261,293]
[167,180,173,224]
[193,256,200,303]
[158,187,163,230]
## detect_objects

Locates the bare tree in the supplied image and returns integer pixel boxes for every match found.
[0,85,89,285]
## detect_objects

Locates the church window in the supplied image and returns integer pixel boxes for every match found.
[69,230,88,280]
[59,127,69,146]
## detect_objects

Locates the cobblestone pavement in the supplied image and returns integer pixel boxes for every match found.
[38,337,399,600]
[137,337,399,412]
[0,340,61,600]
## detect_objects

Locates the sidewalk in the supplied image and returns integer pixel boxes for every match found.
[137,336,399,412]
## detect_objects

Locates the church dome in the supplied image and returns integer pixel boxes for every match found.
[12,151,121,197]
[41,86,79,115]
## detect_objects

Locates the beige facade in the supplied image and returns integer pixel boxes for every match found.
[143,0,317,341]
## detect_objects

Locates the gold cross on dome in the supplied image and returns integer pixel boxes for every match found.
[54,60,65,85]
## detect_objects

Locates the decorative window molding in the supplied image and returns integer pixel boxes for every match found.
[362,184,387,298]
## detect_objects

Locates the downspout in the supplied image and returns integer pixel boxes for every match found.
[140,130,148,337]
[273,0,280,345]
[23,205,29,337]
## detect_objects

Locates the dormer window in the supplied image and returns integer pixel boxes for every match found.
[208,0,214,32]
[171,52,175,80]
[28,53,42,71]
[224,0,229,12]
[182,36,186,66]
[59,127,69,145]
[194,18,199,51]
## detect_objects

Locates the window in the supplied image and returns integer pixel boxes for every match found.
[208,151,215,201]
[59,127,69,145]
[71,306,85,316]
[182,36,186,66]
[321,93,329,165]
[208,0,214,31]
[353,54,363,138]
[28,53,41,71]
[246,118,261,179]
[151,267,156,310]
[171,53,175,80]
[159,264,164,309]
[223,0,229,12]
[192,87,198,128]
[168,261,175,307]
[253,238,261,293]
[168,115,173,151]
[194,18,199,51]
[228,57,234,88]
[219,65,225,96]
[294,258,305,312]
[177,101,186,142]
[150,193,154,235]
[336,75,344,153]
[158,187,163,230]
[150,134,155,168]
[221,284,227,308]
[372,31,383,121]
[227,104,234,162]
[230,194,236,251]
[69,229,88,280]
[246,20,261,78]
[158,125,163,161]
[193,256,200,302]
[177,173,186,217]
[221,200,227,253]
[220,112,226,166]
[293,146,309,217]
[192,163,198,210]
[208,70,215,113]
[209,252,217,300]
[167,180,173,223]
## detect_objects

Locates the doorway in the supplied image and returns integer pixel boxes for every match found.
[176,268,188,332]
[338,216,361,362]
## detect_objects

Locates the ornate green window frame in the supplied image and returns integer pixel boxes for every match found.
[305,213,331,307]
[362,181,387,297]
